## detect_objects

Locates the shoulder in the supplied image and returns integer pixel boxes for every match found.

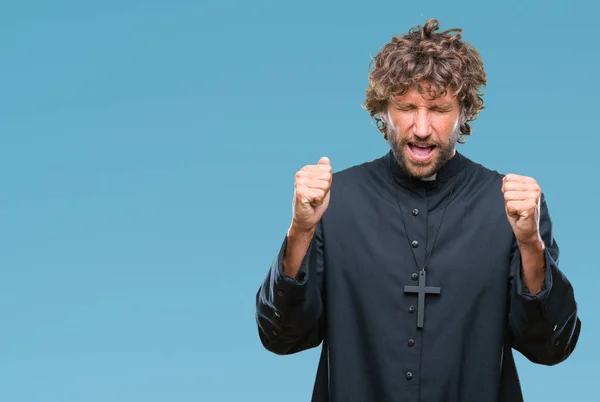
[460,152,505,190]
[323,153,392,219]
[454,153,508,217]
[331,153,390,187]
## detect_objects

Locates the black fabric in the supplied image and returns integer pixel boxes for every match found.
[255,151,581,402]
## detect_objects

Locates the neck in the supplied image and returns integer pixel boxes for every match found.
[421,174,437,181]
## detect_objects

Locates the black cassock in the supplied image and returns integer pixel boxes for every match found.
[255,150,581,402]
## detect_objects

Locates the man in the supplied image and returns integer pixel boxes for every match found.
[255,18,581,402]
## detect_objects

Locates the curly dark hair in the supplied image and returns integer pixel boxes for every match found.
[363,18,487,143]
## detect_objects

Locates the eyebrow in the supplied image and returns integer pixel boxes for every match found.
[430,103,455,111]
[394,101,455,110]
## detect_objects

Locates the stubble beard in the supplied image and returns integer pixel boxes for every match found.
[385,115,460,180]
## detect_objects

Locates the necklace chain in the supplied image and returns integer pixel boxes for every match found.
[387,153,461,272]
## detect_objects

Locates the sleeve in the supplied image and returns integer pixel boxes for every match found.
[255,220,326,355]
[508,193,582,366]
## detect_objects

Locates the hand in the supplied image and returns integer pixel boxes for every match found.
[501,173,543,247]
[290,156,333,233]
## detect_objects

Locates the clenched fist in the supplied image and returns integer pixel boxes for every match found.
[502,173,543,246]
[291,156,333,233]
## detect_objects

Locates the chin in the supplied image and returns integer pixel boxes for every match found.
[407,166,438,179]
[389,137,453,180]
[401,147,441,179]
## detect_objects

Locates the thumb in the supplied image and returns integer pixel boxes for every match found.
[317,156,330,166]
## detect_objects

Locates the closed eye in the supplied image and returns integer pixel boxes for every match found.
[393,102,454,113]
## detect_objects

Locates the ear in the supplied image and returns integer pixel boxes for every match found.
[375,110,390,139]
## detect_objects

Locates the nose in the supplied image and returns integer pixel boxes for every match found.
[413,107,432,138]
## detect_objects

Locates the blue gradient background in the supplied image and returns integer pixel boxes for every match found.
[1,1,598,401]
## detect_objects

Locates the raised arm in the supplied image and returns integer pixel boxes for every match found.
[255,157,332,355]
[503,175,581,365]
[255,221,326,355]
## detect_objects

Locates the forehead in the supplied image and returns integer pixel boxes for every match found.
[393,86,458,104]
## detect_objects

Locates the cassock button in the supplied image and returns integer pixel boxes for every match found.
[411,273,418,281]
[409,305,415,313]
[552,324,557,332]
[406,371,413,380]
[272,329,278,336]
[412,209,419,216]
[411,240,419,248]
[274,311,281,318]
[408,339,415,347]
[277,290,284,297]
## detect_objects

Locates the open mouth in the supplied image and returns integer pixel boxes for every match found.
[408,143,436,162]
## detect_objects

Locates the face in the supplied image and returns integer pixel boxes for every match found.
[384,84,462,179]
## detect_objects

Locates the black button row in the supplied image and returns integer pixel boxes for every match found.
[406,243,418,382]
